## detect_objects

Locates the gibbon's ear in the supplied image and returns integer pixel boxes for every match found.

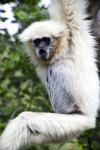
[18,30,31,43]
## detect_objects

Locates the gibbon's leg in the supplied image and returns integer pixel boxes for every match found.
[0,111,95,150]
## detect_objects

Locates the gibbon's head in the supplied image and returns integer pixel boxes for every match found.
[19,20,67,64]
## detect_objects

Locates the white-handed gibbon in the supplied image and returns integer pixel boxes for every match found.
[0,0,99,150]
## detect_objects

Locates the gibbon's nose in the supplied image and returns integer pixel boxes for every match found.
[39,49,47,58]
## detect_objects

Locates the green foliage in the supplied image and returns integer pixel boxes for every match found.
[0,0,100,150]
[16,11,29,21]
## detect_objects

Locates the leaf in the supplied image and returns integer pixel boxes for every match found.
[0,42,7,53]
[3,59,15,69]
[0,123,6,128]
[16,11,29,21]
[10,51,20,62]
[1,17,8,22]
[1,107,13,115]
[0,86,4,94]
[91,141,100,150]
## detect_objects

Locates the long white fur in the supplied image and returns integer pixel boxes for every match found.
[0,0,99,150]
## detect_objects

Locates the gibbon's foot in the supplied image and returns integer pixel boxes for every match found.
[0,111,95,150]
[0,112,49,150]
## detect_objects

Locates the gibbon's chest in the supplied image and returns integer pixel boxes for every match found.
[45,61,76,114]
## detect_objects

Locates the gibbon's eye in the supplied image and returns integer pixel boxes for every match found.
[42,37,51,45]
[33,38,41,47]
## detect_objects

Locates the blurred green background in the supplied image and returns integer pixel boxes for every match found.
[0,0,100,150]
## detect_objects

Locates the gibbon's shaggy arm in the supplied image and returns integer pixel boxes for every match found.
[0,112,95,150]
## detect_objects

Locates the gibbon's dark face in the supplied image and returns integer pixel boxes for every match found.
[32,36,51,59]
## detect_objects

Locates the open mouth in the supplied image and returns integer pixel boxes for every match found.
[39,49,46,55]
